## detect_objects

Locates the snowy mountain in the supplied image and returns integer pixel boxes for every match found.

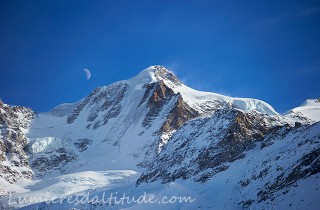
[284,98,320,124]
[0,66,319,209]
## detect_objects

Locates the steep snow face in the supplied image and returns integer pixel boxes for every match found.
[284,99,320,123]
[47,102,81,117]
[127,66,158,89]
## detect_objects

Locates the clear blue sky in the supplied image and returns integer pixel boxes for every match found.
[0,0,319,113]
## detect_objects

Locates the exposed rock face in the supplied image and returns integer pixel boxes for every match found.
[220,110,276,145]
[74,138,93,152]
[67,83,127,129]
[142,81,176,129]
[0,101,34,183]
[141,80,200,134]
[153,65,182,87]
[161,95,199,133]
[67,87,101,124]
[137,109,284,184]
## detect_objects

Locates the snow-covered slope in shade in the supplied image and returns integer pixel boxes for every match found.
[46,102,81,117]
[284,98,320,123]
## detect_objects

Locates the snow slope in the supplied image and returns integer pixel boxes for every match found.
[3,122,319,210]
[284,99,320,123]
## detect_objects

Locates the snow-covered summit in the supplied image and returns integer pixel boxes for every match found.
[127,65,181,90]
[301,98,320,106]
[285,98,320,123]
[126,65,278,115]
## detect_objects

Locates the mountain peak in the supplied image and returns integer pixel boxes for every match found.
[301,98,320,106]
[124,65,278,116]
[284,98,320,123]
[128,65,181,88]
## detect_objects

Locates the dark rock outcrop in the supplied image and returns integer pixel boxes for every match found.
[67,83,127,129]
[0,101,34,183]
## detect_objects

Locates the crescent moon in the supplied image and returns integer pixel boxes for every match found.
[83,68,91,80]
